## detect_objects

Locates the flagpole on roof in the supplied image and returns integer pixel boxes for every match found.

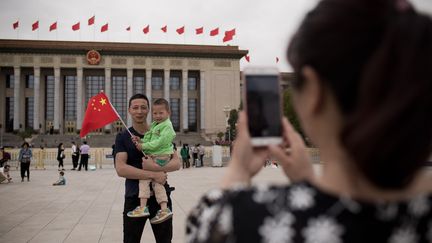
[128,23,131,42]
[93,14,95,41]
[16,19,19,39]
[37,20,40,40]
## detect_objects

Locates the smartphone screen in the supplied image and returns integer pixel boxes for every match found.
[245,73,282,145]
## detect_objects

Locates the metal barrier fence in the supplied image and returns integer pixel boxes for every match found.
[2,147,321,169]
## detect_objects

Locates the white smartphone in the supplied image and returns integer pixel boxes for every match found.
[243,67,283,147]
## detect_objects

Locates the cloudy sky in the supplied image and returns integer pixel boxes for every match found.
[1,0,431,71]
[0,0,322,71]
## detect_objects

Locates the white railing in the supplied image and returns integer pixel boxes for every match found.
[3,147,321,169]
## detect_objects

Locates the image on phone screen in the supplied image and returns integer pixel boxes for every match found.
[245,74,282,141]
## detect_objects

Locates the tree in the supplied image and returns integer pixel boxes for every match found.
[228,109,238,141]
[217,132,224,141]
[283,89,304,139]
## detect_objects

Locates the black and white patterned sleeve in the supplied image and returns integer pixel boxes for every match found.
[186,188,237,243]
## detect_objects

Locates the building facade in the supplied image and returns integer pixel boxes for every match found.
[0,39,247,139]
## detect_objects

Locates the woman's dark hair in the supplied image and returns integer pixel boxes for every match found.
[128,93,149,108]
[58,143,63,149]
[288,0,432,189]
[21,142,29,148]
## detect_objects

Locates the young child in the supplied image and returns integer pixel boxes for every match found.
[128,98,176,224]
[52,171,66,186]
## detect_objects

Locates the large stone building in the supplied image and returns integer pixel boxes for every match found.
[0,39,247,140]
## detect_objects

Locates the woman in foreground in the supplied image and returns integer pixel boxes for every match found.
[186,0,432,242]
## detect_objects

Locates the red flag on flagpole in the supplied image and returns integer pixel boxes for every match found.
[223,28,236,42]
[210,27,219,36]
[195,27,203,35]
[32,21,39,31]
[126,26,131,31]
[13,21,19,30]
[245,55,250,63]
[72,22,80,31]
[49,22,57,32]
[88,15,95,26]
[143,25,150,34]
[176,26,185,35]
[161,25,167,33]
[80,92,119,137]
[101,23,108,32]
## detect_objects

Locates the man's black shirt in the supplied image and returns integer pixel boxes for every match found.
[114,126,170,198]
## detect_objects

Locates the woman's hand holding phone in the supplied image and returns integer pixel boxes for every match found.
[268,117,315,183]
[221,111,269,188]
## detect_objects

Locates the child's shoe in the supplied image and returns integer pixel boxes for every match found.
[127,206,150,218]
[150,208,173,224]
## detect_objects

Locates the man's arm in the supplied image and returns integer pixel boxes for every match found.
[115,151,167,184]
[142,152,181,172]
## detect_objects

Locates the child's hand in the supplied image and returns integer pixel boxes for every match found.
[131,136,142,151]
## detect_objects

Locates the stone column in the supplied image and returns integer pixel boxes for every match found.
[164,69,170,101]
[53,67,61,133]
[182,69,188,131]
[76,67,83,130]
[127,68,133,127]
[33,66,40,132]
[145,69,152,124]
[200,70,205,130]
[13,66,21,131]
[105,67,112,130]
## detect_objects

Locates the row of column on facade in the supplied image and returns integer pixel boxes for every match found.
[9,66,205,133]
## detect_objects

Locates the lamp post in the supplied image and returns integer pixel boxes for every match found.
[223,106,231,142]
[0,124,2,147]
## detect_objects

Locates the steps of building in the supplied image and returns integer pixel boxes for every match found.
[0,133,24,148]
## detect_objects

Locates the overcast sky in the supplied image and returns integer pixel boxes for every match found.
[1,0,431,72]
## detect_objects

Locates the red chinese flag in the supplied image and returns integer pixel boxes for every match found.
[176,26,184,35]
[210,27,219,36]
[72,22,80,31]
[143,25,150,34]
[80,92,119,137]
[223,28,236,42]
[161,25,167,33]
[101,23,108,32]
[225,28,236,37]
[32,21,39,31]
[223,34,233,42]
[49,22,57,32]
[245,55,250,63]
[126,26,131,31]
[13,21,19,30]
[195,27,203,35]
[88,15,95,26]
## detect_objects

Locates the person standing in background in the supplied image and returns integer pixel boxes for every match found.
[18,142,32,182]
[56,143,65,171]
[198,144,205,167]
[71,141,79,170]
[191,145,198,167]
[180,144,190,169]
[78,141,90,171]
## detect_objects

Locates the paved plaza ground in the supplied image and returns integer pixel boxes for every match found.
[0,164,308,243]
[1,164,430,243]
